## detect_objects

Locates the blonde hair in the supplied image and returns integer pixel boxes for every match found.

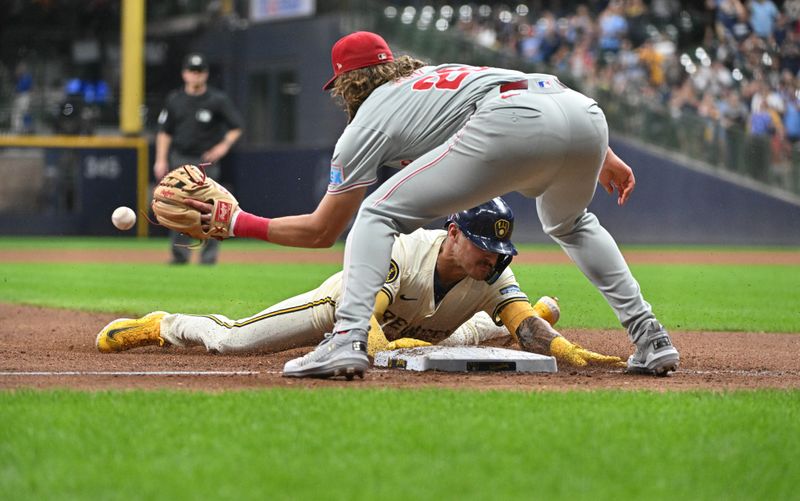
[331,55,427,121]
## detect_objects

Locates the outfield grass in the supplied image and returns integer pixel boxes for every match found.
[0,262,338,317]
[0,261,798,332]
[1,389,797,500]
[1,236,797,253]
[0,236,335,251]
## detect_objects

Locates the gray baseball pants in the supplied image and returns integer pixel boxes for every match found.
[334,81,656,344]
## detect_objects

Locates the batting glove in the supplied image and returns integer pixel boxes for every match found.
[549,336,626,368]
[385,338,432,350]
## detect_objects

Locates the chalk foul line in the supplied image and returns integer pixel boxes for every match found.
[0,371,261,376]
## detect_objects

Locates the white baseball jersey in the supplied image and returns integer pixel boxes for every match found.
[160,228,526,353]
[376,228,527,343]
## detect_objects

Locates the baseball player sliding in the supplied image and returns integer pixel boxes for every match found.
[98,199,622,369]
[182,31,679,379]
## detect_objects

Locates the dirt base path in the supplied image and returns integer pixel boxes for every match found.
[2,303,798,392]
[2,248,797,391]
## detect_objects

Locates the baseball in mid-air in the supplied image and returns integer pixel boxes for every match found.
[112,206,136,231]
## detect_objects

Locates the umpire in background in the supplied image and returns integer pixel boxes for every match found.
[154,52,244,265]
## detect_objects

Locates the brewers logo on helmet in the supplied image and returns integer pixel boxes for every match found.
[446,197,517,284]
[494,219,510,238]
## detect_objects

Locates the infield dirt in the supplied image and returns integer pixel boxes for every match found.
[1,248,798,391]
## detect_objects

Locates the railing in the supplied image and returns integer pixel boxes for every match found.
[595,88,800,195]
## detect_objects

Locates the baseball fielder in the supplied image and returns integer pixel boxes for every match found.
[97,199,622,369]
[186,32,679,378]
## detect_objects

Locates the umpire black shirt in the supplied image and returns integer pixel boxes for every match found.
[157,87,243,157]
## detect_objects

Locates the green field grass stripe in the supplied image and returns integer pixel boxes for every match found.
[0,236,344,251]
[1,389,798,500]
[0,262,340,317]
[513,264,800,332]
[1,236,797,253]
[1,262,798,332]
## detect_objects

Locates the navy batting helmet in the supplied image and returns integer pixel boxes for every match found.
[446,197,518,283]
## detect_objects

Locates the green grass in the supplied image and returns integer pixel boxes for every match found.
[0,261,798,332]
[1,236,797,253]
[1,389,798,500]
[0,262,339,316]
[0,236,344,251]
[513,264,800,332]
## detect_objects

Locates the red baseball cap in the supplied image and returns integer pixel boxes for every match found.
[322,31,394,90]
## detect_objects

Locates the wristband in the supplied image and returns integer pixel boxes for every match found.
[232,210,271,241]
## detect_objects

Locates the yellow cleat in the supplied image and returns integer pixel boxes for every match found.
[96,311,168,353]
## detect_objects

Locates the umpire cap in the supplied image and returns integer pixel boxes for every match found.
[183,53,208,72]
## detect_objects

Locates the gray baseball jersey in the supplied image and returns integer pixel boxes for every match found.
[328,65,525,194]
[330,65,657,344]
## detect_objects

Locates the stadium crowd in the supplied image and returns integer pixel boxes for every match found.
[387,0,800,188]
[3,1,798,190]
